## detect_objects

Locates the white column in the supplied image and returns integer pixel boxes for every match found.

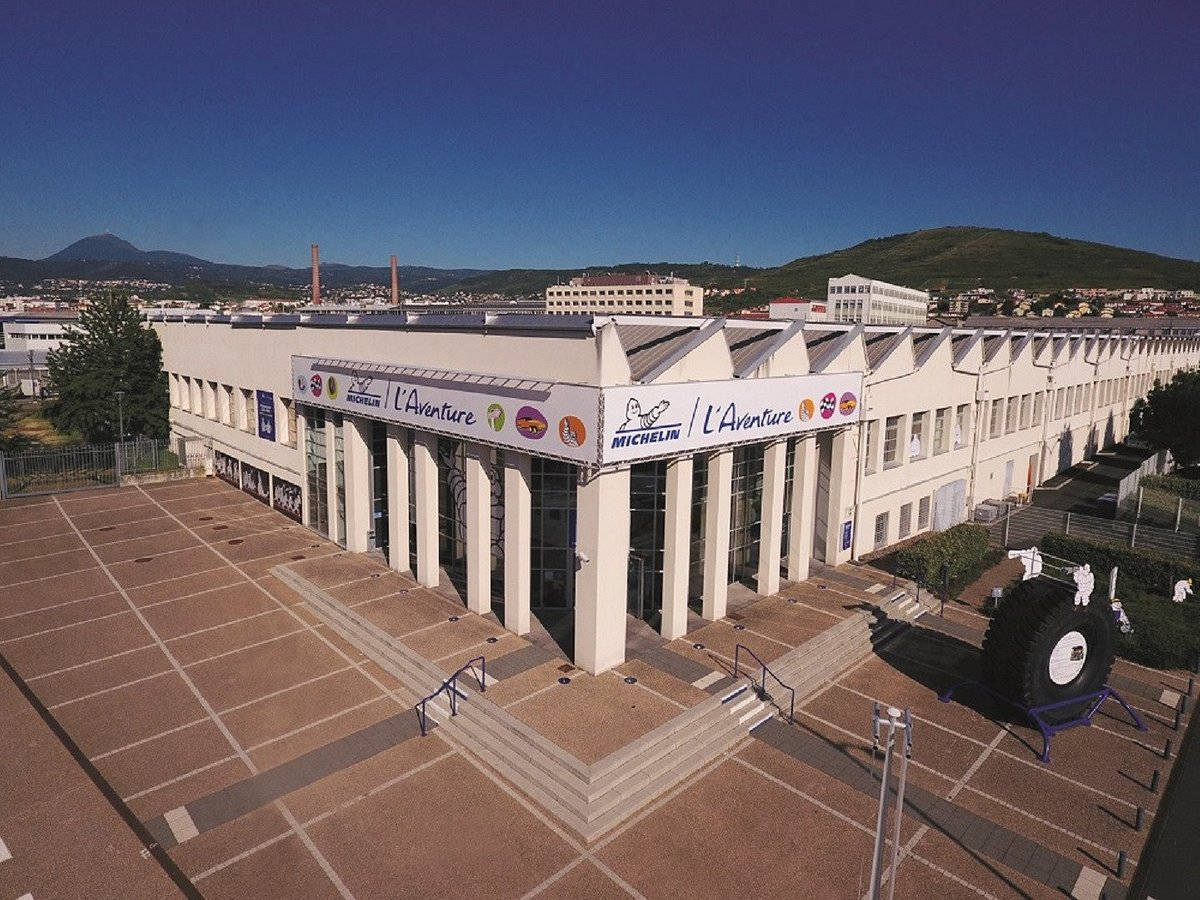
[503,452,532,635]
[661,456,693,640]
[385,425,411,574]
[324,416,339,543]
[464,444,492,614]
[702,450,733,621]
[757,440,786,597]
[412,432,439,587]
[786,435,817,581]
[574,466,631,675]
[342,417,372,553]
[823,428,857,566]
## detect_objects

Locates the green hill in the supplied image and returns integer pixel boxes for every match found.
[439,227,1200,309]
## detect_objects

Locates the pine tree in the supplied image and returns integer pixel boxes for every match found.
[46,293,168,443]
[1131,371,1200,470]
[0,384,26,453]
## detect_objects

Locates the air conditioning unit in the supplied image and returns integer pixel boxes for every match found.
[973,502,1002,523]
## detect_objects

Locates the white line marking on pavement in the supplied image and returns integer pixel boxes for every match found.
[1160,688,1181,708]
[164,805,200,844]
[692,671,724,689]
[1071,865,1106,900]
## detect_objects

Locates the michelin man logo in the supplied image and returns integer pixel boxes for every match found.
[1072,563,1095,607]
[620,398,669,431]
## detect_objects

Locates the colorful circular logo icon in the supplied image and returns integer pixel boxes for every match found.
[819,392,837,419]
[486,403,505,432]
[296,375,308,394]
[558,415,587,448]
[798,398,815,422]
[326,376,339,400]
[309,373,323,397]
[514,406,548,439]
[839,392,858,415]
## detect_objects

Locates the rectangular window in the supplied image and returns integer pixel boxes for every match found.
[917,495,931,529]
[1055,388,1065,419]
[1019,394,1031,429]
[873,512,889,549]
[1065,386,1075,417]
[954,404,969,448]
[933,407,950,454]
[883,416,901,467]
[898,502,912,538]
[910,412,927,459]
[1004,396,1018,434]
[1032,391,1044,424]
[863,420,878,474]
[989,399,1004,439]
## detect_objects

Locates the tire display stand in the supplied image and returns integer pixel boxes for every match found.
[939,680,1146,764]
[942,554,1147,764]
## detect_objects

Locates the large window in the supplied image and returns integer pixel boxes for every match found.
[688,454,708,606]
[917,495,931,530]
[1032,392,1044,425]
[910,412,927,460]
[332,414,346,547]
[729,444,765,584]
[954,405,970,448]
[370,421,389,557]
[883,416,901,467]
[1004,396,1018,434]
[863,420,878,474]
[629,460,668,623]
[873,512,889,550]
[531,459,577,609]
[933,407,950,455]
[989,400,1004,439]
[303,407,328,536]
[437,438,467,586]
[899,502,912,539]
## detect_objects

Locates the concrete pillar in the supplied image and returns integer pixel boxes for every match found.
[503,452,532,635]
[661,455,693,640]
[786,435,817,581]
[385,425,410,573]
[412,433,439,587]
[702,449,733,621]
[324,416,340,543]
[574,466,631,675]
[757,440,786,597]
[823,428,857,566]
[341,417,372,553]
[464,444,492,614]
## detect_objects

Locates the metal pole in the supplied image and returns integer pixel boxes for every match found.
[869,708,899,900]
[1136,486,1144,523]
[1176,496,1184,532]
[885,711,913,900]
[115,390,126,478]
[1003,505,1011,548]
[1065,511,1071,535]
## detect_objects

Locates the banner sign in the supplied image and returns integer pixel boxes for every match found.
[241,461,271,505]
[292,356,862,467]
[257,390,276,442]
[600,372,864,464]
[292,356,600,464]
[214,450,240,487]
[272,476,302,522]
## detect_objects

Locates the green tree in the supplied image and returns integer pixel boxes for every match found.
[0,385,27,453]
[1131,371,1200,469]
[46,293,168,443]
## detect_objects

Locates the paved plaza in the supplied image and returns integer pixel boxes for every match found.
[0,477,1192,898]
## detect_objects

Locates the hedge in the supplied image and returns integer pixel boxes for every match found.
[1038,532,1200,600]
[894,523,991,587]
[1141,473,1200,502]
[1117,592,1200,671]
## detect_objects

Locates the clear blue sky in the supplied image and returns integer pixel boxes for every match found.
[2,1,1198,269]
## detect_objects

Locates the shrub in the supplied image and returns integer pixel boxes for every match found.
[894,523,991,587]
[1141,473,1200,502]
[1038,532,1200,600]
[1117,592,1200,670]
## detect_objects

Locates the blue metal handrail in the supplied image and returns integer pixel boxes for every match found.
[733,644,795,724]
[415,655,486,737]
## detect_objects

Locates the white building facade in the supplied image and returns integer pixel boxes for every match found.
[546,275,702,316]
[151,311,1200,675]
[0,314,77,353]
[827,274,930,325]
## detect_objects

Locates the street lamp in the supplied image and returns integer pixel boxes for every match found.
[115,390,125,475]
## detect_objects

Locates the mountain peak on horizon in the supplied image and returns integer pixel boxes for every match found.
[45,233,143,262]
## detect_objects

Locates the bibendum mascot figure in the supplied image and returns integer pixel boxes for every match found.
[1110,599,1133,634]
[1072,563,1095,607]
[1172,578,1194,604]
[1008,547,1044,581]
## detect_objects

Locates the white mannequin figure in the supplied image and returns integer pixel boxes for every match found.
[1007,547,1044,581]
[1111,599,1133,634]
[1072,563,1094,606]
[1172,578,1194,604]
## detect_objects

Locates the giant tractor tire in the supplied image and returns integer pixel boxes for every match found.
[980,578,1116,716]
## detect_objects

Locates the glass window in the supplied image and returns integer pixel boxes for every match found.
[873,512,889,549]
[933,407,949,454]
[1032,392,1043,425]
[629,460,668,624]
[899,502,912,538]
[729,444,765,584]
[303,406,328,536]
[989,400,1004,439]
[370,421,389,557]
[531,458,577,609]
[917,495,930,530]
[863,420,878,474]
[1019,394,1031,429]
[954,405,969,448]
[910,412,927,459]
[1004,396,1018,434]
[883,416,901,467]
[332,414,346,547]
[437,437,468,587]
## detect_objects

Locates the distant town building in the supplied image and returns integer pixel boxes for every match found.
[827,274,929,325]
[545,274,701,316]
[0,311,77,353]
[767,297,831,322]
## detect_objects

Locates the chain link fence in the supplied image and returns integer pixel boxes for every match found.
[0,438,185,499]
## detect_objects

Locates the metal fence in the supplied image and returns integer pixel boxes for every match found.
[983,503,1200,560]
[0,438,182,499]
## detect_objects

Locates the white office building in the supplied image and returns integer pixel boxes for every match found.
[151,310,1200,676]
[827,274,930,325]
[546,275,702,316]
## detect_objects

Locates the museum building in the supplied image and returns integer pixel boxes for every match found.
[151,311,1200,674]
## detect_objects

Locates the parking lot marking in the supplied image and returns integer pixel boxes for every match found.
[91,718,210,761]
[25,642,158,682]
[0,607,133,644]
[164,805,200,843]
[691,671,724,690]
[123,754,242,803]
[47,669,175,709]
[1071,865,1106,900]
[52,496,357,900]
[245,695,388,753]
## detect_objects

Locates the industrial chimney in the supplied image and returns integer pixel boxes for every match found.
[390,255,399,305]
[310,243,320,305]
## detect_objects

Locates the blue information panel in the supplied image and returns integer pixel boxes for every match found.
[256,390,276,441]
[841,520,853,551]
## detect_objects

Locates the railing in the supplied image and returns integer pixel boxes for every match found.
[0,437,184,499]
[415,656,486,737]
[733,644,795,724]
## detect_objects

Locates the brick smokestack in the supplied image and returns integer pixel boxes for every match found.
[390,255,399,305]
[310,243,320,305]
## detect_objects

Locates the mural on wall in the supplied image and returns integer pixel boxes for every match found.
[272,477,302,523]
[241,462,271,505]
[214,450,240,487]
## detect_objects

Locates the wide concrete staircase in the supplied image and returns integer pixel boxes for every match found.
[272,565,771,842]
